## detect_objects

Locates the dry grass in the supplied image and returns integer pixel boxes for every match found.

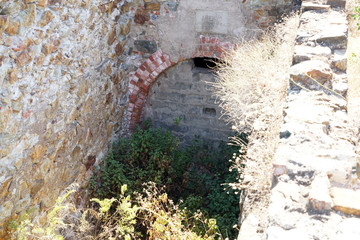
[212,14,299,229]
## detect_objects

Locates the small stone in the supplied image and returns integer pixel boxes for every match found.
[309,175,332,211]
[0,201,13,222]
[37,0,48,8]
[0,15,9,34]
[39,11,54,27]
[330,187,360,216]
[332,49,347,72]
[42,39,60,55]
[145,3,160,11]
[30,145,46,163]
[30,179,44,197]
[8,68,17,84]
[121,1,130,13]
[134,8,150,25]
[16,49,32,67]
[115,42,124,56]
[5,19,20,36]
[327,169,350,186]
[107,29,116,45]
[21,4,36,27]
[134,40,157,54]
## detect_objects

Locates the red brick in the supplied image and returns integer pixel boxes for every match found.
[140,65,146,71]
[161,56,166,62]
[210,46,214,51]
[149,55,155,62]
[135,72,141,79]
[202,36,206,43]
[129,94,137,103]
[211,38,216,44]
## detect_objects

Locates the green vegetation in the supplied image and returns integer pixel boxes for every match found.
[13,120,243,239]
[90,119,244,239]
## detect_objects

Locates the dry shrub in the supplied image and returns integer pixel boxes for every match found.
[213,15,298,224]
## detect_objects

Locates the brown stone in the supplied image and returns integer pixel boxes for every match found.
[42,39,60,55]
[120,20,131,36]
[330,187,360,216]
[0,15,9,34]
[22,4,36,27]
[115,42,124,56]
[5,20,20,36]
[36,0,48,8]
[36,53,45,66]
[145,3,161,11]
[30,179,44,197]
[30,145,47,163]
[16,49,32,67]
[107,29,116,45]
[8,68,17,84]
[121,1,130,13]
[0,177,12,200]
[48,0,62,5]
[39,11,54,27]
[134,8,150,25]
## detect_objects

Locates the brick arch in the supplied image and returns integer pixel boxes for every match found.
[126,36,235,131]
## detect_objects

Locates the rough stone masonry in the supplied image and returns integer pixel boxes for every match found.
[239,0,360,239]
[0,0,294,237]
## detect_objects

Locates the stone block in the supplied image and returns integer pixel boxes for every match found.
[134,40,157,54]
[302,3,330,11]
[331,49,347,72]
[290,60,332,90]
[309,175,332,211]
[293,45,331,64]
[330,187,360,216]
[326,0,346,8]
[145,3,160,11]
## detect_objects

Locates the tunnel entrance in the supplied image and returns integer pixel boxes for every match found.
[143,58,233,145]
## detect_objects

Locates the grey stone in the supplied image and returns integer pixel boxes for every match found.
[134,40,157,54]
[293,45,331,63]
[331,49,347,72]
[326,0,346,8]
[290,60,333,90]
[302,2,330,11]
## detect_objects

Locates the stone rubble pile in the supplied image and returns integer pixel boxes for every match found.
[266,0,360,239]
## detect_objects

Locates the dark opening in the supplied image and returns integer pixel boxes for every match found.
[203,107,216,116]
[193,57,218,69]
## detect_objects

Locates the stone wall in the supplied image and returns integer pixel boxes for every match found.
[0,0,294,237]
[144,59,233,144]
[0,0,132,237]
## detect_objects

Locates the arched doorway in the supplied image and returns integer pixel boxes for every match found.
[143,58,233,144]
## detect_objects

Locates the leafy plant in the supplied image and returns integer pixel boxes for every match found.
[90,120,244,239]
